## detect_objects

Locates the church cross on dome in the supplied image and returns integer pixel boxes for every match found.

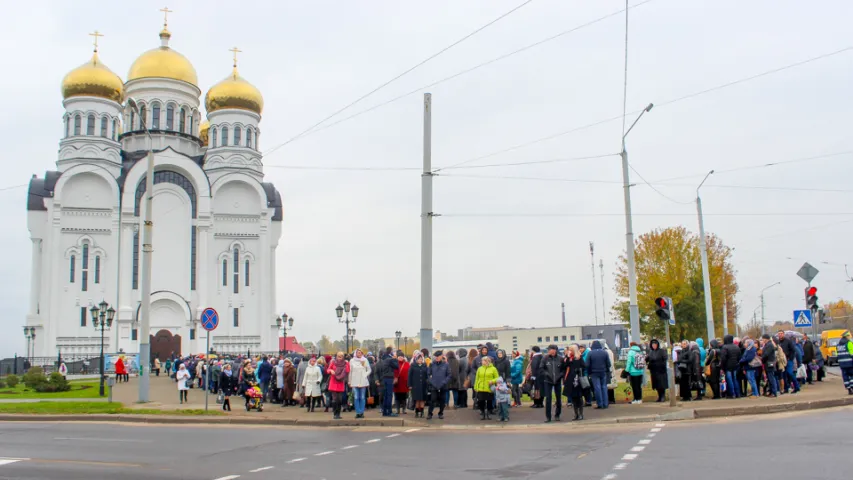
[89,30,104,53]
[229,47,242,68]
[160,6,173,28]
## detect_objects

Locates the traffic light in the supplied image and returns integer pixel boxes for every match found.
[654,297,673,321]
[806,286,818,309]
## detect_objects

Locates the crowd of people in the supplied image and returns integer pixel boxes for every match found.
[156,329,851,422]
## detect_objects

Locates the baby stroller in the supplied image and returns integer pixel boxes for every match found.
[245,384,264,412]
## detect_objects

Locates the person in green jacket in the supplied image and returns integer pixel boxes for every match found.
[474,356,499,420]
[625,342,646,404]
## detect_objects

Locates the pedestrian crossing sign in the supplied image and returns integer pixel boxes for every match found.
[793,309,812,327]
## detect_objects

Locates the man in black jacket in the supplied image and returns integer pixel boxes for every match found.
[803,335,816,385]
[529,346,544,408]
[718,335,742,398]
[538,345,563,422]
[760,334,779,396]
[427,351,450,420]
[777,330,800,394]
[381,347,399,417]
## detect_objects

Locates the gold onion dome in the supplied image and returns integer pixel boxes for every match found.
[61,51,124,103]
[127,27,198,87]
[205,49,263,115]
[199,120,210,146]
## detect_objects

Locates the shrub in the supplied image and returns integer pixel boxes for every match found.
[22,367,47,389]
[33,372,70,393]
[0,379,6,389]
[5,374,19,387]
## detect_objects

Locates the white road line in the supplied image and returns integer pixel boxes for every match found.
[613,463,628,470]
[213,476,240,480]
[386,433,400,438]
[655,423,666,427]
[249,467,274,473]
[405,428,422,433]
[341,445,359,450]
[315,451,334,456]
[647,433,656,438]
[287,458,306,464]
[0,460,24,467]
[54,437,150,443]
[622,454,638,461]
[603,474,618,480]
[630,446,645,452]
[365,439,381,444]
[650,428,662,432]
[638,439,652,445]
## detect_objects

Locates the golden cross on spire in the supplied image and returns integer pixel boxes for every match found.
[229,47,242,68]
[160,6,173,27]
[89,30,104,53]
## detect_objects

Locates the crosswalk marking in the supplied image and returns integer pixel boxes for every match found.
[0,458,27,467]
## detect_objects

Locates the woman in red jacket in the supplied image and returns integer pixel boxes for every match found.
[326,352,350,420]
[393,350,410,415]
[115,357,127,383]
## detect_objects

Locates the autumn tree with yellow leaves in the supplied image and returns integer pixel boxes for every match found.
[613,226,739,342]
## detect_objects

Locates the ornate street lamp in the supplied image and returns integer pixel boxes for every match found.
[395,330,401,350]
[23,326,36,367]
[90,301,115,397]
[276,313,294,353]
[336,301,359,353]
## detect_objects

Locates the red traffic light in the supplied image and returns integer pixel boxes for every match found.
[654,297,668,309]
[807,286,817,296]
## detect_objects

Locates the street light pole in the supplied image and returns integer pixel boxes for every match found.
[23,327,36,368]
[621,103,653,343]
[395,331,401,351]
[697,170,716,342]
[336,301,359,354]
[760,282,781,335]
[127,98,154,403]
[90,301,115,397]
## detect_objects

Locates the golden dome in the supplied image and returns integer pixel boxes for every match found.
[205,67,264,115]
[127,30,198,87]
[199,120,210,146]
[61,52,124,103]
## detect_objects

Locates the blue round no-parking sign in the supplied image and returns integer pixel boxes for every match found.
[201,308,219,331]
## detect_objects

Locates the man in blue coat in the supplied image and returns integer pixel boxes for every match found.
[585,341,611,409]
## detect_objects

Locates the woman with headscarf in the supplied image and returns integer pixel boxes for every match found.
[349,349,372,418]
[274,360,285,404]
[675,340,692,401]
[705,339,722,399]
[446,350,460,409]
[296,355,309,408]
[739,338,761,397]
[302,356,323,412]
[408,351,429,418]
[115,356,127,384]
[282,358,297,406]
[326,352,350,420]
[456,348,469,408]
[562,345,586,421]
[466,348,479,393]
[394,350,410,415]
[474,356,499,420]
[219,363,236,411]
[646,339,668,402]
[176,363,190,404]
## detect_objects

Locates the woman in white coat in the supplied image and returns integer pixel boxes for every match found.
[301,357,323,412]
[176,364,191,404]
[349,349,372,419]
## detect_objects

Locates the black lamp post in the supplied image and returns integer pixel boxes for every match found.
[336,300,359,353]
[90,300,115,397]
[395,330,401,350]
[276,313,294,353]
[23,327,36,367]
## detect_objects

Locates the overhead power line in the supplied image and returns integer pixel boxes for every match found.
[440,212,853,218]
[262,0,538,159]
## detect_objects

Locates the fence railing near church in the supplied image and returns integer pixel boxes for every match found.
[0,355,122,376]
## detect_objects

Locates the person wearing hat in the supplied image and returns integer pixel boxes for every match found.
[837,331,853,395]
[538,345,564,422]
[427,350,450,420]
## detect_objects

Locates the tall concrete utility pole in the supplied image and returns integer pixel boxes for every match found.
[420,93,434,351]
[697,170,716,343]
[600,259,606,324]
[561,302,566,328]
[722,289,729,337]
[590,242,599,325]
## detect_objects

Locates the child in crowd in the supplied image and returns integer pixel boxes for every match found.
[495,377,511,422]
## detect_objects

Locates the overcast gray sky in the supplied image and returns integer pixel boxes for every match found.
[1,0,851,357]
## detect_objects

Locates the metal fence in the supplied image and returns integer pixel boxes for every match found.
[0,354,127,376]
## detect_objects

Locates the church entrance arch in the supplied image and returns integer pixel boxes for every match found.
[150,329,181,362]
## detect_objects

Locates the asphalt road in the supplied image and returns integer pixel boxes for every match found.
[0,407,850,480]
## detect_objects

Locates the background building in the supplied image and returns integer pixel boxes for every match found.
[457,325,515,341]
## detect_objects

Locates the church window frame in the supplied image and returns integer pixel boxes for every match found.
[233,308,239,327]
[245,260,250,287]
[140,105,147,129]
[151,102,161,129]
[221,126,229,147]
[94,255,101,284]
[246,128,253,149]
[100,115,108,137]
[233,247,239,294]
[190,226,197,291]
[222,259,227,286]
[81,242,89,292]
[112,118,118,140]
[132,230,139,289]
[211,128,217,147]
[74,114,81,136]
[80,306,87,327]
[134,170,197,218]
[255,131,260,150]
[86,114,95,136]
[179,107,187,133]
[166,104,174,130]
[69,255,75,283]
[65,116,71,138]
[130,109,136,131]
[234,126,241,146]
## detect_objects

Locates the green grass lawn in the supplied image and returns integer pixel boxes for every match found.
[0,401,222,415]
[0,381,102,399]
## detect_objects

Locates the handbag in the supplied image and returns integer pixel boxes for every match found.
[292,391,302,402]
[532,388,541,400]
[216,392,225,404]
[367,396,375,406]
[620,369,629,380]
[580,375,590,389]
[464,377,471,389]
[704,365,711,377]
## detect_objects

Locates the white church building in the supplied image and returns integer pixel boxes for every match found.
[25,16,283,360]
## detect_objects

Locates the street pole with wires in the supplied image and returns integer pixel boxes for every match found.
[621,103,653,343]
[590,242,599,325]
[420,93,434,352]
[600,259,607,324]
[697,170,716,342]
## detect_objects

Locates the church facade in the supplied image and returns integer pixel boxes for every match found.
[25,17,283,359]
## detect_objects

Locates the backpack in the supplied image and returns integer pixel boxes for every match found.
[775,344,787,370]
[633,353,646,370]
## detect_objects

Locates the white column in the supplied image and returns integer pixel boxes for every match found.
[29,239,42,316]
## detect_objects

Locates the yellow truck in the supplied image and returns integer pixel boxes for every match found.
[820,329,847,366]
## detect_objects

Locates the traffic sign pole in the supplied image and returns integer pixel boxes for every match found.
[205,333,210,412]
[199,307,219,413]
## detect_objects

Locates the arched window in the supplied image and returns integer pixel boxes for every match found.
[94,256,101,284]
[112,119,118,140]
[86,114,95,135]
[222,259,227,286]
[130,109,135,130]
[69,255,75,283]
[74,115,81,135]
[151,102,160,129]
[81,242,89,292]
[245,260,250,287]
[166,104,174,130]
[246,128,253,149]
[179,107,186,133]
[211,128,218,147]
[255,131,260,150]
[65,117,70,138]
[221,126,229,146]
[189,112,194,135]
[233,248,239,294]
[140,105,147,128]
[100,116,108,137]
[234,126,241,146]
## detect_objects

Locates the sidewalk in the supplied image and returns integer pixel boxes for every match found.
[101,374,853,427]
